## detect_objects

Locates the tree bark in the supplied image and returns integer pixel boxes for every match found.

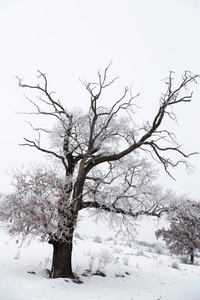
[49,237,74,278]
[48,172,83,278]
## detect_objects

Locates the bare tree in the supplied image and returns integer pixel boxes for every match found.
[8,65,198,278]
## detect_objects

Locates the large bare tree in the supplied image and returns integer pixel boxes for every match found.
[5,66,198,278]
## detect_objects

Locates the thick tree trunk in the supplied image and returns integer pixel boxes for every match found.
[49,237,74,278]
[48,174,83,278]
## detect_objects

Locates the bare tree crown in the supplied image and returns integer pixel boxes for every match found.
[17,67,198,178]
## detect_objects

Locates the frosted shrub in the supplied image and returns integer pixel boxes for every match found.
[154,243,164,255]
[88,253,95,273]
[180,256,190,264]
[94,236,102,243]
[74,232,84,240]
[122,256,129,266]
[97,249,112,271]
[86,249,112,275]
[106,237,114,242]
[171,260,180,270]
[136,250,144,256]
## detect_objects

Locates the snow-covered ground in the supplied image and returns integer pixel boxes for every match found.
[1,220,200,300]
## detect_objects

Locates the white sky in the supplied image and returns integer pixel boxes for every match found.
[0,0,200,198]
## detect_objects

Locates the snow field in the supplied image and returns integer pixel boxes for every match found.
[1,222,200,300]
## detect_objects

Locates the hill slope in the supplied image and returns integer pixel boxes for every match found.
[1,221,200,300]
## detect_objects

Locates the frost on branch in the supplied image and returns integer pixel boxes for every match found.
[82,155,175,237]
[1,158,175,243]
[1,166,68,243]
[17,68,199,178]
[156,199,200,264]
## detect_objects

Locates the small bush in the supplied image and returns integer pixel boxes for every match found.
[74,232,84,240]
[171,261,180,270]
[88,254,95,273]
[154,243,164,255]
[86,249,112,274]
[106,237,114,242]
[135,262,142,270]
[97,249,112,271]
[94,236,102,243]
[122,256,129,266]
[180,256,190,264]
[126,241,132,248]
[136,250,144,256]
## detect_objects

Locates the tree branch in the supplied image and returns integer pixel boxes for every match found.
[80,200,168,217]
[20,138,68,171]
[84,71,199,176]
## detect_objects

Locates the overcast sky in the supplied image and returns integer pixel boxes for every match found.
[0,0,200,198]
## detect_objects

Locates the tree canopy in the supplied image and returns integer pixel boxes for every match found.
[156,199,200,264]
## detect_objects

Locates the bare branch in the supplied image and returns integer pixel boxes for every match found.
[84,71,199,177]
[80,200,168,217]
[20,138,68,171]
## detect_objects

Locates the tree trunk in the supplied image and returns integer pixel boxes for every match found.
[190,252,194,264]
[48,176,82,278]
[49,237,74,278]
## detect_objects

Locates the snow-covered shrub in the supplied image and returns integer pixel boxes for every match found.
[122,256,129,266]
[86,249,112,275]
[171,261,180,270]
[97,249,112,271]
[180,256,190,264]
[88,253,95,273]
[74,232,84,240]
[136,250,144,256]
[94,235,102,243]
[154,243,164,255]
